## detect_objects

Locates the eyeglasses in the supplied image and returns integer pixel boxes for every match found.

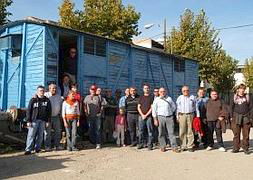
[154,91,159,93]
[183,90,189,92]
[70,51,76,54]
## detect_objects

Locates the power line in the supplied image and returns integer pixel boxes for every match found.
[216,23,253,30]
[136,23,253,43]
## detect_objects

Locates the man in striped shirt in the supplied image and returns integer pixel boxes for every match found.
[176,86,196,152]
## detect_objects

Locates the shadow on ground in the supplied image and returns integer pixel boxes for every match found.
[0,153,73,179]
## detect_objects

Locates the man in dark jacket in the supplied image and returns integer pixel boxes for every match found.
[230,84,252,154]
[205,89,227,152]
[125,87,139,146]
[103,89,117,143]
[24,85,52,155]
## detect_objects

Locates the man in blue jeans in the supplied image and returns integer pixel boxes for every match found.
[44,83,63,151]
[84,85,106,149]
[24,85,52,155]
[137,84,154,150]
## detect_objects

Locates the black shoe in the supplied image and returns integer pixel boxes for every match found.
[244,150,250,155]
[35,149,41,153]
[137,144,143,149]
[188,148,194,152]
[24,151,31,155]
[231,149,239,153]
[67,147,72,151]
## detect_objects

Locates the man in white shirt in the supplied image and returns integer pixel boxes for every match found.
[152,87,179,152]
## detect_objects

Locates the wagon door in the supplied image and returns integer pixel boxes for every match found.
[0,34,22,110]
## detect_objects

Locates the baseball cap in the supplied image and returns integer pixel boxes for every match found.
[90,85,97,90]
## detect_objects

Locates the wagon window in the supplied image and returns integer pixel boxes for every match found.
[96,39,106,57]
[11,35,22,58]
[84,37,95,55]
[174,59,185,72]
[0,34,22,58]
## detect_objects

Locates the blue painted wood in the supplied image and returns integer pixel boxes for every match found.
[18,23,27,108]
[0,49,8,109]
[0,21,199,109]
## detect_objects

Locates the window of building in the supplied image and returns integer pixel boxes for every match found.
[84,36,106,57]
[174,59,185,72]
[84,37,95,55]
[96,39,106,57]
[0,34,22,58]
[11,35,22,58]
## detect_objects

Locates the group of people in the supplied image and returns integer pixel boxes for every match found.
[24,81,253,156]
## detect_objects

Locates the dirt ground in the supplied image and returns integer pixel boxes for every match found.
[1,130,253,180]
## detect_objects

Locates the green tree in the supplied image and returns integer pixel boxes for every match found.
[243,57,253,90]
[167,9,237,93]
[210,50,237,93]
[59,0,141,42]
[0,0,13,26]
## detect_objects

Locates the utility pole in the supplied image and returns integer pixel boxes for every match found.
[164,18,166,52]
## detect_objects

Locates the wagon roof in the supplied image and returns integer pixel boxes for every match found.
[0,19,198,62]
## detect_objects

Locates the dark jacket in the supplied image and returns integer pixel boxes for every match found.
[125,95,139,114]
[26,95,52,123]
[230,94,253,125]
[205,98,227,121]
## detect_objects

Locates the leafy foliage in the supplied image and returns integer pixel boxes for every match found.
[166,9,237,93]
[0,0,13,26]
[243,57,253,90]
[59,0,141,42]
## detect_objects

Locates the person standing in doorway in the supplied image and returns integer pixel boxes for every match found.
[63,48,77,83]
[60,74,71,98]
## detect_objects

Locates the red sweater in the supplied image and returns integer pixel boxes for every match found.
[115,115,126,127]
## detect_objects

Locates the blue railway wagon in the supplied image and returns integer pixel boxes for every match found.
[0,19,199,110]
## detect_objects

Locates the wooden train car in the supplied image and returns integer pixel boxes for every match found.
[0,17,199,110]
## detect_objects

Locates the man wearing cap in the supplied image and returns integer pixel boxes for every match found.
[84,85,106,149]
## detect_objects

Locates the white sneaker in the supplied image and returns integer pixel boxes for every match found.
[206,146,213,151]
[96,144,101,149]
[218,147,226,152]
